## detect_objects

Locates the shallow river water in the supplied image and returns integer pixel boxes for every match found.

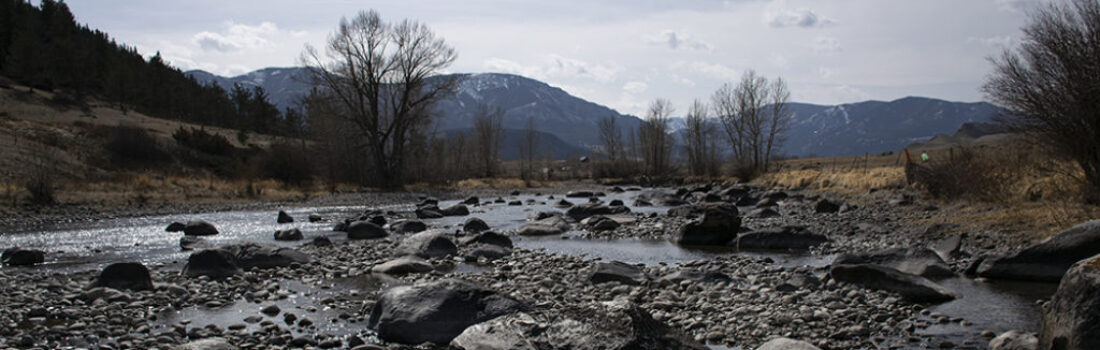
[0,190,1057,349]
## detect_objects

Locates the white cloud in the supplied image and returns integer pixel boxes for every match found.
[193,21,282,52]
[995,0,1041,13]
[645,30,713,51]
[818,67,837,79]
[623,81,648,94]
[968,35,1019,49]
[812,36,841,54]
[764,7,835,28]
[675,61,741,81]
[482,55,620,83]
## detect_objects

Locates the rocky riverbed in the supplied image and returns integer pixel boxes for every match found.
[0,183,1086,350]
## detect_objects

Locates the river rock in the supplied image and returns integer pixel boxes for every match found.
[656,269,732,286]
[91,262,154,291]
[583,215,621,231]
[390,219,427,234]
[990,331,1038,350]
[450,299,706,350]
[441,204,470,216]
[553,199,574,208]
[183,249,241,279]
[172,337,235,350]
[308,213,322,222]
[590,261,648,285]
[814,199,840,213]
[463,196,479,205]
[675,204,740,246]
[222,242,310,269]
[180,236,212,251]
[566,190,594,198]
[463,217,490,233]
[368,278,529,344]
[277,210,294,223]
[734,226,828,250]
[1,247,44,266]
[416,206,445,219]
[567,203,629,220]
[347,221,388,239]
[978,220,1100,282]
[464,244,511,261]
[636,190,688,207]
[273,228,303,241]
[371,256,434,275]
[1038,254,1100,350]
[830,263,956,302]
[518,216,571,236]
[312,236,332,247]
[394,230,458,258]
[931,235,963,261]
[758,337,822,350]
[459,231,513,248]
[166,222,186,232]
[184,220,219,236]
[833,247,954,278]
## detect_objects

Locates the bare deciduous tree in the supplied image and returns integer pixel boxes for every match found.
[472,104,504,177]
[638,98,674,176]
[712,70,791,178]
[598,116,622,162]
[684,99,720,176]
[518,117,539,181]
[301,10,458,189]
[983,0,1100,203]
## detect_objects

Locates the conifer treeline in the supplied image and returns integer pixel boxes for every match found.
[0,0,302,136]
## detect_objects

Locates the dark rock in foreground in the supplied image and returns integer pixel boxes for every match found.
[734,226,828,251]
[180,236,212,251]
[165,222,186,232]
[182,249,241,279]
[183,220,219,236]
[222,242,310,269]
[1039,254,1100,350]
[390,219,427,234]
[833,247,954,278]
[368,278,529,345]
[277,210,294,223]
[347,221,388,239]
[463,217,490,233]
[590,261,648,285]
[91,262,154,291]
[450,300,706,350]
[830,264,956,302]
[978,220,1100,282]
[2,247,44,266]
[459,231,513,248]
[675,204,740,246]
[273,228,303,241]
[394,230,458,258]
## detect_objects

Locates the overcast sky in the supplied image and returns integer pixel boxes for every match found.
[63,0,1044,116]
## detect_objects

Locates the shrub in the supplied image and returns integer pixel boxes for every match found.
[24,159,56,205]
[172,127,234,156]
[255,142,313,187]
[106,124,168,163]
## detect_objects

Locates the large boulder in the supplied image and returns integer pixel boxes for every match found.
[589,261,649,285]
[674,204,741,246]
[368,279,529,345]
[183,220,219,236]
[978,220,1100,282]
[814,199,840,214]
[440,204,470,216]
[277,210,294,223]
[1,247,44,266]
[347,221,388,239]
[273,228,303,241]
[463,217,490,233]
[182,249,241,279]
[757,337,822,350]
[990,331,1038,350]
[390,219,427,234]
[459,231,513,249]
[179,236,212,251]
[394,230,458,258]
[582,215,621,231]
[566,203,629,221]
[222,243,311,269]
[518,216,572,236]
[565,190,594,198]
[91,262,154,291]
[832,247,954,278]
[165,222,186,232]
[1038,254,1100,350]
[450,300,706,350]
[734,226,828,251]
[371,256,434,275]
[829,264,956,302]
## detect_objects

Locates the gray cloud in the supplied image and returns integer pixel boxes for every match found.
[194,32,241,52]
[765,8,835,28]
[646,30,713,51]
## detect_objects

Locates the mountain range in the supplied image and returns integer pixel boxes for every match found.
[187,67,1007,159]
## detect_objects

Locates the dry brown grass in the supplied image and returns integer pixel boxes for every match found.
[755,166,907,196]
[919,200,1099,241]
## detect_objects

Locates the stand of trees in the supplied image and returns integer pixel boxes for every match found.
[0,0,295,136]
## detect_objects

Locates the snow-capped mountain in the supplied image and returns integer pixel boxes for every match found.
[187,67,1007,159]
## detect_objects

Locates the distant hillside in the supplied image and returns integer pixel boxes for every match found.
[440,128,589,161]
[190,68,1008,158]
[783,97,1006,157]
[907,122,1009,150]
